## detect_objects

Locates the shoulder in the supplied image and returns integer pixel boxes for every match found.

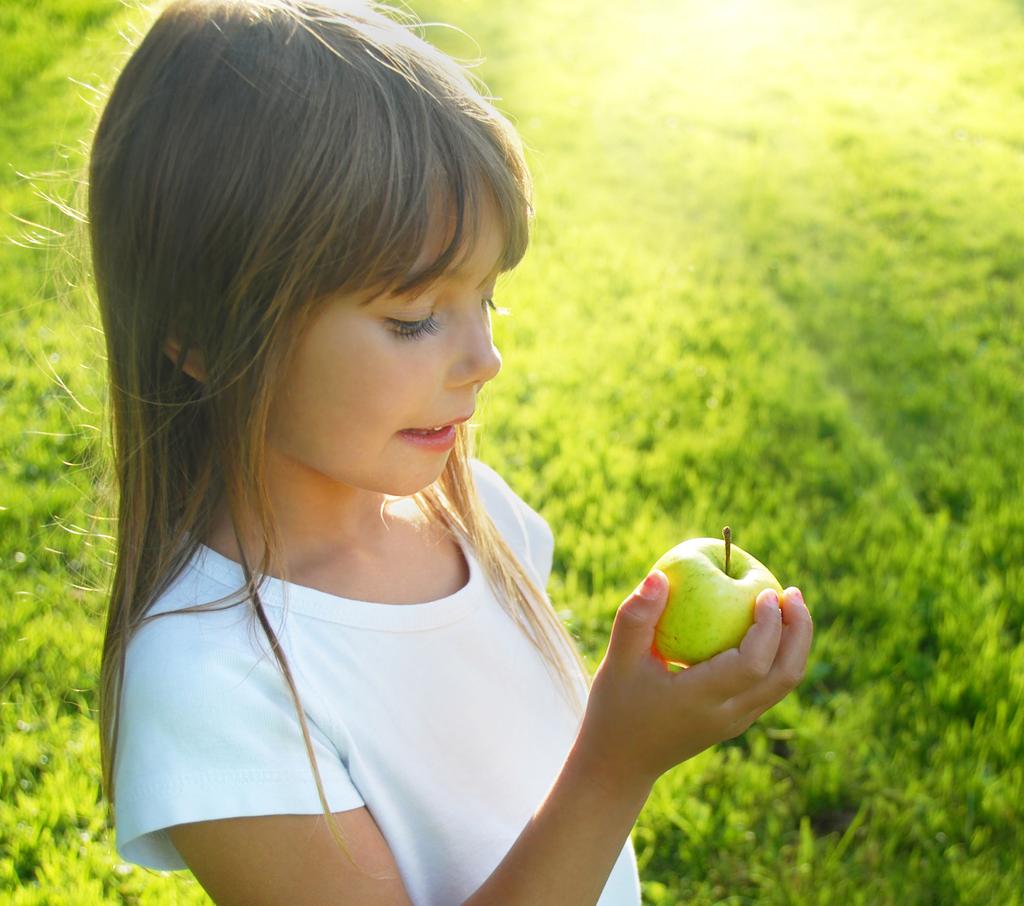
[469,457,542,532]
[115,566,362,868]
[468,457,555,587]
[468,456,515,503]
[120,586,285,756]
[119,562,327,787]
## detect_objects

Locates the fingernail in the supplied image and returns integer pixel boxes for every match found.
[637,572,662,599]
[760,589,780,608]
[790,588,805,605]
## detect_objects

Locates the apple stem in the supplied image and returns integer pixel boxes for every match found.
[723,525,732,576]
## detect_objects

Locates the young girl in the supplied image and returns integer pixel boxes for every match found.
[90,1,813,903]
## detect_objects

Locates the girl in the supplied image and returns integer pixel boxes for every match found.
[90,1,813,903]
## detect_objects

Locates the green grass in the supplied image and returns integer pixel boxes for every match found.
[2,0,1022,902]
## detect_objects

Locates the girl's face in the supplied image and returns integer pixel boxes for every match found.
[263,199,505,499]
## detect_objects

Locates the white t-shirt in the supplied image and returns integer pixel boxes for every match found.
[113,457,642,905]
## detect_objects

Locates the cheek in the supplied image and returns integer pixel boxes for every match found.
[308,327,426,423]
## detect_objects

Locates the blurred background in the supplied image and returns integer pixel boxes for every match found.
[1,0,1021,902]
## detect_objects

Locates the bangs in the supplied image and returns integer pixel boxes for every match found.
[365,176,522,305]
[285,2,534,309]
[90,0,534,342]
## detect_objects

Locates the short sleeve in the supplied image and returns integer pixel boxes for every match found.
[114,607,365,870]
[470,458,556,588]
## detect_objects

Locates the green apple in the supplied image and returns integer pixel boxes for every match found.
[652,527,783,666]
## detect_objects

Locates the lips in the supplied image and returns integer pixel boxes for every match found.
[404,413,473,432]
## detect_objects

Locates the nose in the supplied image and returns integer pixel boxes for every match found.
[453,303,502,390]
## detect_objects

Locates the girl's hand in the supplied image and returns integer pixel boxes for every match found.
[572,570,814,792]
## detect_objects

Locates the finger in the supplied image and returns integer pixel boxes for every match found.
[674,588,783,699]
[607,570,670,667]
[737,588,786,669]
[727,588,814,715]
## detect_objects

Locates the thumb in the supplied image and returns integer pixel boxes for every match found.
[607,569,669,664]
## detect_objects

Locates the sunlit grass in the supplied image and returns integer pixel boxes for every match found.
[2,0,1022,902]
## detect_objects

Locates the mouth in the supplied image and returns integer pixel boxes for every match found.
[402,413,473,433]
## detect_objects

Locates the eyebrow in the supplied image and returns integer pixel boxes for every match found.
[388,259,502,306]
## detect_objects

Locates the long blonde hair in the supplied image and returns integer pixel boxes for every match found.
[86,0,591,878]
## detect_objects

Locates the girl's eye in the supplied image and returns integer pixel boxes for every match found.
[391,314,441,341]
[390,297,502,341]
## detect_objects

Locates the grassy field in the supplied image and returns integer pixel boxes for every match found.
[2,0,1022,902]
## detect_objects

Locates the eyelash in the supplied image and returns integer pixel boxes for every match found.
[390,297,501,341]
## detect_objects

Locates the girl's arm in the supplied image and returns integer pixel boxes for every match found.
[167,807,414,906]
[165,577,809,906]
[465,574,813,906]
[462,739,652,906]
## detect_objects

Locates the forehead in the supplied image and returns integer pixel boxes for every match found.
[352,193,507,308]
[425,190,501,262]
[407,194,505,287]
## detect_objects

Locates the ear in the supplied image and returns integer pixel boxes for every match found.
[163,338,208,383]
